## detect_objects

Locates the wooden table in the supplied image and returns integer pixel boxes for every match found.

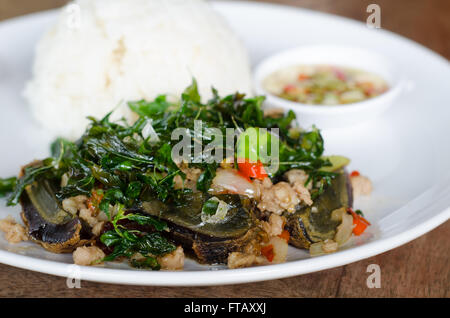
[0,0,448,298]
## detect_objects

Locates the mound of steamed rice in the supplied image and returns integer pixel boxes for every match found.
[24,0,252,140]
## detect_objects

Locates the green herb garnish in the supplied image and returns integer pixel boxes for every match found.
[202,197,220,216]
[4,79,334,207]
[99,205,175,270]
[0,177,17,198]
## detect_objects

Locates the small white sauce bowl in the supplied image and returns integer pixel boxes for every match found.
[254,45,404,129]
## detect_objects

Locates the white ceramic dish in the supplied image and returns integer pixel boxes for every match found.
[0,1,449,286]
[254,45,404,129]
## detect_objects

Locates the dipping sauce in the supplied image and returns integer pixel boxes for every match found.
[263,65,389,105]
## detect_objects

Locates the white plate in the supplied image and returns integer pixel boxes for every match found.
[0,1,449,286]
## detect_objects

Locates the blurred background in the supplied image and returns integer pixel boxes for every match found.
[1,0,449,59]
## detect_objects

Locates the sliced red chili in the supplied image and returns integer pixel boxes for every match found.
[278,230,290,242]
[347,208,371,236]
[283,84,297,93]
[237,159,268,180]
[261,244,274,262]
[350,170,360,177]
[87,189,104,214]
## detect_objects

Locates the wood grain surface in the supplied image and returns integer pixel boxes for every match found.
[0,0,449,298]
